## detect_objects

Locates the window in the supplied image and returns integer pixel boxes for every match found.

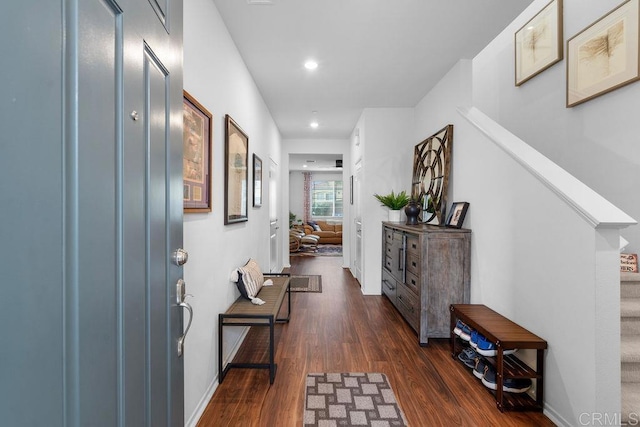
[311,180,343,218]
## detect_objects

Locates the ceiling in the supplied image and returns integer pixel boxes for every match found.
[212,0,534,140]
[289,153,343,172]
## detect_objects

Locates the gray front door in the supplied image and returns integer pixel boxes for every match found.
[1,0,184,426]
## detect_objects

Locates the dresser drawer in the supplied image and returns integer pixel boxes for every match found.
[397,283,419,331]
[384,255,394,273]
[381,270,397,301]
[406,234,419,256]
[406,252,420,276]
[405,270,420,295]
[385,228,394,244]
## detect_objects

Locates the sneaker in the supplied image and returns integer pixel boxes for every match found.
[481,366,532,393]
[470,330,480,349]
[457,347,478,369]
[476,336,518,357]
[453,320,473,341]
[473,356,489,379]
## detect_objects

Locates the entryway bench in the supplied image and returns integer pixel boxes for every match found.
[218,274,291,384]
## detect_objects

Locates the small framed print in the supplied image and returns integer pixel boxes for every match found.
[253,153,262,207]
[183,91,212,213]
[515,0,563,86]
[445,202,469,228]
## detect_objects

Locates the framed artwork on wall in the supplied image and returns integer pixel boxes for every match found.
[515,0,563,86]
[567,0,640,107]
[182,91,212,213]
[224,114,249,224]
[412,124,453,225]
[253,154,262,208]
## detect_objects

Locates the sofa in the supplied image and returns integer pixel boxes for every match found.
[302,220,342,245]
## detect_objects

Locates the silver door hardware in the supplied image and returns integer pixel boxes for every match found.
[171,248,188,266]
[177,301,193,357]
[130,110,139,121]
[176,279,193,357]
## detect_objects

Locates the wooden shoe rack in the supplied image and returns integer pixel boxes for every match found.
[450,304,547,412]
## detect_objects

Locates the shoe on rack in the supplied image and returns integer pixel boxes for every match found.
[453,320,473,341]
[457,347,478,369]
[476,335,518,357]
[470,330,480,349]
[473,356,489,380]
[481,366,532,393]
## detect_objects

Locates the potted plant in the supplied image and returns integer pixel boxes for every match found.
[374,190,410,222]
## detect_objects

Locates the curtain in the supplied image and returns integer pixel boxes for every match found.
[303,172,311,223]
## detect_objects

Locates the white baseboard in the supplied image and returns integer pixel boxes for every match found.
[543,404,572,427]
[185,327,250,427]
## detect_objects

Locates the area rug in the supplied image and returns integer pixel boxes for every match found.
[291,244,343,257]
[304,373,408,427]
[290,275,322,293]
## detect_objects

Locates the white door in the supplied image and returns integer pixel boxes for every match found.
[354,161,363,284]
[269,158,279,272]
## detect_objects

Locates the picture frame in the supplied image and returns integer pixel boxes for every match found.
[445,202,469,229]
[515,0,563,86]
[567,0,640,107]
[182,91,212,213]
[253,153,262,207]
[224,115,249,224]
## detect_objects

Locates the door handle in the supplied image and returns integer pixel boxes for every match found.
[172,248,189,266]
[177,300,193,357]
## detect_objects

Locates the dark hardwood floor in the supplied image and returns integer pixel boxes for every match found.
[197,256,555,426]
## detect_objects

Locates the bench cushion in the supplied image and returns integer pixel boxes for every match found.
[236,258,264,300]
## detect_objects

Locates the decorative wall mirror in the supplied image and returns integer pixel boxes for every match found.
[411,124,453,223]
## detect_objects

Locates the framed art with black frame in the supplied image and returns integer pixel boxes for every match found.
[224,114,249,224]
[253,153,262,208]
[183,90,212,213]
[445,202,469,228]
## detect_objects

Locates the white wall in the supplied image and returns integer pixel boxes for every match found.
[183,0,282,423]
[289,171,305,222]
[357,108,415,295]
[407,1,638,423]
[281,139,350,268]
[473,0,640,255]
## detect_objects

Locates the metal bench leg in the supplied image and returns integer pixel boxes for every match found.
[219,314,225,384]
[269,315,276,384]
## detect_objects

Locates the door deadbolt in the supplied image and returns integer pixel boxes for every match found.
[172,248,188,266]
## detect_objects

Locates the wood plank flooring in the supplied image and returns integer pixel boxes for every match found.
[197,256,555,426]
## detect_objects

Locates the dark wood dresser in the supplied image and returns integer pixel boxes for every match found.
[381,222,471,345]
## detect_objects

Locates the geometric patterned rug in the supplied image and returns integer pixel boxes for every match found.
[304,373,408,426]
[290,275,322,293]
[291,244,343,257]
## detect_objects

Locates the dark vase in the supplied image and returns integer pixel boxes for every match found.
[404,201,421,225]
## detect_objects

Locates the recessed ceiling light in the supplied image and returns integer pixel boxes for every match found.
[302,164,308,168]
[304,60,318,70]
[310,121,319,129]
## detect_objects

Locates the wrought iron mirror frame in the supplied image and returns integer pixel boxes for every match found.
[411,124,453,224]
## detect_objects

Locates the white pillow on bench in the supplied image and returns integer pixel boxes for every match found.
[236,258,265,303]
